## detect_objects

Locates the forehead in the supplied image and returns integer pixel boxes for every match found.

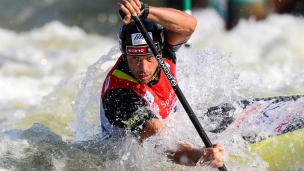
[127,54,154,58]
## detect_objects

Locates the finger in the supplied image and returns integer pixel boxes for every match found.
[122,15,132,25]
[203,147,224,168]
[213,144,225,153]
[121,0,139,16]
[213,144,221,148]
[134,0,142,8]
[117,3,132,24]
[117,3,131,16]
[212,155,224,168]
[133,0,142,13]
[213,161,223,168]
[211,151,224,168]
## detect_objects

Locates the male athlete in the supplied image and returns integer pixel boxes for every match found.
[100,0,224,168]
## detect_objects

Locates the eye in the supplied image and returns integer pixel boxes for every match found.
[131,56,140,62]
[146,55,154,61]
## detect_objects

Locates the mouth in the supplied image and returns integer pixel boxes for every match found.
[138,74,150,81]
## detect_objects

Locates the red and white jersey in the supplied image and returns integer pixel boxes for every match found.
[100,55,178,139]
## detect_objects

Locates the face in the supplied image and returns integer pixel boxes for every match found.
[126,54,159,84]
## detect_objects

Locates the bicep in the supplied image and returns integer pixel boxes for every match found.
[164,29,192,46]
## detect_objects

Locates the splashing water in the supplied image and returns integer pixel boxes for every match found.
[1,8,304,171]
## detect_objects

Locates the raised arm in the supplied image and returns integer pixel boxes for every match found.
[117,0,197,45]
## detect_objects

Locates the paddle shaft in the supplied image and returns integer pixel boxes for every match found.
[131,15,227,171]
[183,0,192,47]
[183,0,192,15]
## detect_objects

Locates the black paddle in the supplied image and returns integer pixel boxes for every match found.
[122,13,227,170]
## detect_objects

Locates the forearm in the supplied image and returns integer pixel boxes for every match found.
[167,143,202,166]
[147,7,196,35]
[167,143,224,167]
[117,0,197,45]
[147,6,197,45]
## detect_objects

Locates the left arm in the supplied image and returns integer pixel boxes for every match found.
[167,143,224,167]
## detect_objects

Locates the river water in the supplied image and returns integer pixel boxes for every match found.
[1,3,304,171]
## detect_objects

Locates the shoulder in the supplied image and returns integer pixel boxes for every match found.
[103,89,149,122]
[104,88,147,107]
[103,88,157,133]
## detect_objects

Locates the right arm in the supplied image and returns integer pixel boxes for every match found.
[140,118,224,168]
[147,6,197,45]
[117,0,197,46]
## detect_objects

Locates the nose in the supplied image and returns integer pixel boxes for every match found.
[138,59,149,72]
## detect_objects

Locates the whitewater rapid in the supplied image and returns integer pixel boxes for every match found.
[1,8,304,170]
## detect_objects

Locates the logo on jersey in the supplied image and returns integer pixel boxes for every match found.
[144,90,154,105]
